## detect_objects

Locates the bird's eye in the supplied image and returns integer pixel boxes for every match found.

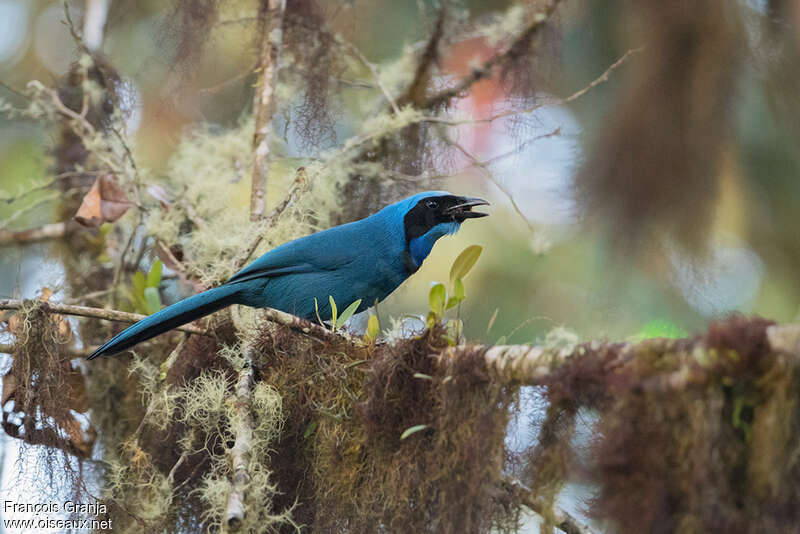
[426,200,438,209]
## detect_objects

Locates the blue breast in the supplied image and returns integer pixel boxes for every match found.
[408,222,460,268]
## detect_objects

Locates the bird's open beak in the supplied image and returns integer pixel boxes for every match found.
[446,197,490,221]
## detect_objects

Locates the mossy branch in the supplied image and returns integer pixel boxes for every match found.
[440,322,800,386]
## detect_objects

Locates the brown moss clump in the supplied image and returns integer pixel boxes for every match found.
[536,316,800,534]
[253,323,520,533]
[1,301,94,496]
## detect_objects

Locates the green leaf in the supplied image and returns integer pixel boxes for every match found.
[132,271,146,299]
[453,278,465,300]
[146,259,163,288]
[144,286,161,314]
[314,298,324,326]
[131,271,148,314]
[400,424,428,440]
[445,279,465,310]
[329,295,338,329]
[413,373,433,380]
[447,318,463,340]
[429,283,446,317]
[337,299,362,329]
[449,245,482,283]
[365,314,380,341]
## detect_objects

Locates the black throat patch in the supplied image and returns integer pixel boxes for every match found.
[402,195,459,245]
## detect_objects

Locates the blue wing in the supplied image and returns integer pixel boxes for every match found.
[226,225,359,285]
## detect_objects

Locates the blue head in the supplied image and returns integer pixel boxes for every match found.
[379,191,490,271]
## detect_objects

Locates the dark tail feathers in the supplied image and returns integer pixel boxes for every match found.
[88,284,241,359]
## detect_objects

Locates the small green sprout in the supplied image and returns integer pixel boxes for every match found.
[316,296,363,331]
[364,314,380,342]
[130,259,163,314]
[426,245,483,335]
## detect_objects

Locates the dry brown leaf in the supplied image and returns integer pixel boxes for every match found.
[38,287,52,302]
[74,174,130,227]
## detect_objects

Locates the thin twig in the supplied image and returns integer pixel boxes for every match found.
[450,140,537,234]
[0,170,111,205]
[250,0,287,221]
[337,37,400,114]
[448,46,644,126]
[233,166,307,272]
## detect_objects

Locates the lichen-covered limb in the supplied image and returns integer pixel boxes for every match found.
[250,0,287,221]
[224,352,256,529]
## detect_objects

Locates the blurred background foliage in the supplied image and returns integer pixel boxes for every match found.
[0,0,798,348]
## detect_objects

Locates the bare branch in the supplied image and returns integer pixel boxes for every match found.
[0,299,208,337]
[250,0,287,221]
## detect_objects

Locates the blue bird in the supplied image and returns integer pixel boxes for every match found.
[88,191,489,359]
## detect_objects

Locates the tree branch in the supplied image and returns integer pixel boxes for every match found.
[399,2,447,108]
[225,349,256,529]
[0,297,341,345]
[0,222,74,246]
[422,0,563,110]
[250,0,287,221]
[499,477,597,534]
[0,299,208,336]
